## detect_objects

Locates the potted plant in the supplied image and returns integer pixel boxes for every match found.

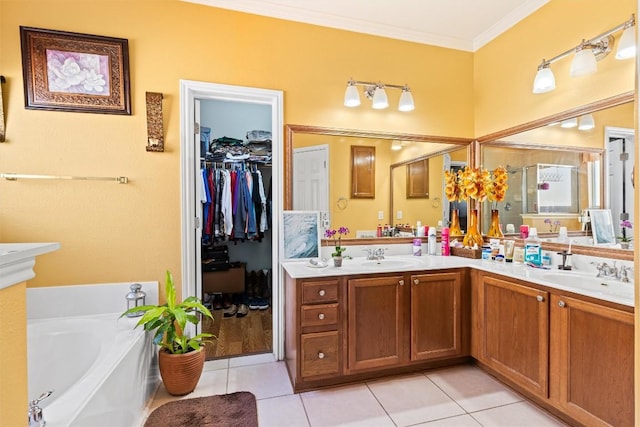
[325,226,349,267]
[618,220,633,249]
[121,270,214,396]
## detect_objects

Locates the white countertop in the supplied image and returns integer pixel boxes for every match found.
[282,255,634,308]
[0,243,60,289]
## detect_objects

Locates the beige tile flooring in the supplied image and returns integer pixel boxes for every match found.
[146,354,568,426]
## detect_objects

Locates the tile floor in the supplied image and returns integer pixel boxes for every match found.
[146,354,568,426]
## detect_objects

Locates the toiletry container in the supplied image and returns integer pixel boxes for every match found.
[524,227,542,266]
[413,238,422,256]
[441,227,450,256]
[428,227,437,255]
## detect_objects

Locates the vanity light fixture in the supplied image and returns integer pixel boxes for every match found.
[344,79,415,111]
[578,113,595,131]
[532,14,636,94]
[560,117,578,128]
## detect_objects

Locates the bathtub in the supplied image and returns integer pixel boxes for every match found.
[27,282,159,427]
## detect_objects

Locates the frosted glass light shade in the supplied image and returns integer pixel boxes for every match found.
[532,66,556,94]
[616,26,636,59]
[372,87,388,109]
[391,140,402,150]
[560,117,578,128]
[344,84,361,107]
[398,89,415,111]
[570,49,597,77]
[578,114,595,130]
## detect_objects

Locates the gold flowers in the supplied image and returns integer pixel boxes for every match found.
[444,166,508,205]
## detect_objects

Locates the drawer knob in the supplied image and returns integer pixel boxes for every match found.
[558,300,566,308]
[318,289,326,296]
[318,313,325,320]
[399,280,405,286]
[414,279,419,285]
[536,295,545,302]
[318,352,325,359]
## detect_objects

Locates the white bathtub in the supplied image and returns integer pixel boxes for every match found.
[27,282,159,427]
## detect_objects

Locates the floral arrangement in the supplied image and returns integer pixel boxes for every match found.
[445,166,508,207]
[544,218,561,233]
[618,220,633,242]
[325,226,349,257]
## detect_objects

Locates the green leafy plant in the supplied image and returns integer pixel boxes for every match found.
[121,270,214,354]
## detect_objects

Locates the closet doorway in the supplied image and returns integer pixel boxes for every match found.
[179,80,284,361]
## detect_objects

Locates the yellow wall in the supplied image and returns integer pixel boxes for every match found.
[474,0,636,136]
[0,283,28,427]
[1,0,474,287]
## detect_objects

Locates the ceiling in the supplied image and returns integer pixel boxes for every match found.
[184,0,549,51]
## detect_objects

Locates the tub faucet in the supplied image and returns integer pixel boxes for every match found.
[618,265,633,283]
[28,390,52,427]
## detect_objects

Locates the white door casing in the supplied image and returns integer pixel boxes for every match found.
[180,80,284,359]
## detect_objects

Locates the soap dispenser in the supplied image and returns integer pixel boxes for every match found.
[125,283,146,317]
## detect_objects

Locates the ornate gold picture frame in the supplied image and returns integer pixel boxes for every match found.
[20,27,131,115]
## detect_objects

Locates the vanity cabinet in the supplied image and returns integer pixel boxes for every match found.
[410,271,466,361]
[472,273,549,398]
[347,275,406,372]
[472,271,634,426]
[550,294,634,427]
[285,268,469,392]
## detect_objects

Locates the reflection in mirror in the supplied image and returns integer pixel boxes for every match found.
[286,125,472,238]
[479,94,634,251]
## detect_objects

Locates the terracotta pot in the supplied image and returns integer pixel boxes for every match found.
[158,346,205,396]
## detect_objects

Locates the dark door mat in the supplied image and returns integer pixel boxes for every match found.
[144,391,258,427]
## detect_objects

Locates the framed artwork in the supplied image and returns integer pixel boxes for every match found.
[20,27,131,115]
[283,210,321,261]
[589,209,616,245]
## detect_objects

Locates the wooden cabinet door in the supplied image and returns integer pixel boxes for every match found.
[347,275,405,372]
[478,274,549,398]
[551,295,634,427]
[410,271,462,361]
[406,158,429,198]
[351,145,375,198]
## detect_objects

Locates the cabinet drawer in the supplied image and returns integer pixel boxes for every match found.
[302,280,339,304]
[301,303,339,328]
[301,331,340,378]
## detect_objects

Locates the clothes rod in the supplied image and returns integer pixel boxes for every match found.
[1,173,129,184]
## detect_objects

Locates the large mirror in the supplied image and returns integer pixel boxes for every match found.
[285,125,472,239]
[479,92,634,254]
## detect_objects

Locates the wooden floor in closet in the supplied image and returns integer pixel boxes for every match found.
[202,308,273,360]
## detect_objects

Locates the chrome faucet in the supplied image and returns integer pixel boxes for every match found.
[618,265,633,283]
[593,262,618,278]
[28,391,52,427]
[365,247,386,260]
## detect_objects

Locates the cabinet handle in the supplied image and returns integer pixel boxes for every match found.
[398,280,405,286]
[413,279,419,285]
[318,289,326,296]
[318,313,325,320]
[318,352,325,359]
[536,295,544,302]
[558,300,566,308]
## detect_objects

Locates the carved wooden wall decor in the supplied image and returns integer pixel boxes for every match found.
[145,91,164,152]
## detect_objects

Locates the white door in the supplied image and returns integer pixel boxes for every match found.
[293,145,329,212]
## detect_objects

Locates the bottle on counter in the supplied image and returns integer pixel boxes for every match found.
[428,227,437,255]
[412,238,422,256]
[376,224,383,238]
[524,227,542,266]
[441,227,450,256]
[416,221,424,237]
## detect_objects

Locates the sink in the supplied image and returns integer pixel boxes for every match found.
[539,271,634,299]
[359,257,423,269]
